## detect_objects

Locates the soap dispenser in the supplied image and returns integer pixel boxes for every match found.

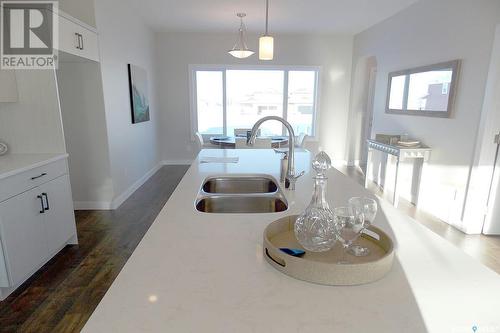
[274,149,288,183]
[294,151,338,252]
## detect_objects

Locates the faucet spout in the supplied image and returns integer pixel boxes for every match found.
[249,116,302,189]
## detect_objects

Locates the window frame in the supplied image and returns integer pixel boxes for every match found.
[385,60,461,118]
[189,65,321,140]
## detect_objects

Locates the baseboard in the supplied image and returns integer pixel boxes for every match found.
[346,159,361,167]
[73,162,189,211]
[161,159,193,165]
[110,163,163,210]
[74,201,112,210]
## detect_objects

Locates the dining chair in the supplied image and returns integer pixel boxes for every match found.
[195,132,218,150]
[235,137,272,149]
[234,128,261,137]
[295,133,308,148]
[195,132,204,150]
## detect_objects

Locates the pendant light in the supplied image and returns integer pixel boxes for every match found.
[228,13,254,59]
[259,0,274,60]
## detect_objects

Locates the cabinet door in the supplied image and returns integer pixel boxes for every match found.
[59,14,81,56]
[40,175,76,255]
[0,188,48,286]
[77,26,100,62]
[58,15,99,62]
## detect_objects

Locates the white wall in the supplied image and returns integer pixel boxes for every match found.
[57,59,114,208]
[351,0,500,228]
[155,32,353,163]
[0,70,65,154]
[467,25,500,234]
[94,0,161,206]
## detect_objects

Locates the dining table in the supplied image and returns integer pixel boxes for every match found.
[209,135,288,148]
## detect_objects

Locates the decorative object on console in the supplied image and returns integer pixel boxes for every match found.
[127,64,150,124]
[294,151,339,252]
[0,142,8,156]
[375,134,400,146]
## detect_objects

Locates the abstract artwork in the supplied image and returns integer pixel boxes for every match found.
[127,64,150,123]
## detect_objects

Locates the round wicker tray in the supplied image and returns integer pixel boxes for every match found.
[263,215,395,286]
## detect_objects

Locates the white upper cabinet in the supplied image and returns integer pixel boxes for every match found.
[58,13,100,62]
[58,0,96,28]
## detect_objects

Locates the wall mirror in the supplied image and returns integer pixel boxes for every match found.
[386,60,461,117]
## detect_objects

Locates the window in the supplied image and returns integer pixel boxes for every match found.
[196,71,223,134]
[191,66,319,137]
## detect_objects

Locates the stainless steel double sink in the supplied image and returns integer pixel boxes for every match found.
[196,175,288,214]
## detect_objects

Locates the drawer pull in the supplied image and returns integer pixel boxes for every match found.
[75,32,81,49]
[31,173,47,180]
[37,195,45,214]
[42,193,50,211]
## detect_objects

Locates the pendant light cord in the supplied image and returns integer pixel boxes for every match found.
[265,0,269,35]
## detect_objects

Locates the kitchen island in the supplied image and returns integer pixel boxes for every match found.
[82,149,500,333]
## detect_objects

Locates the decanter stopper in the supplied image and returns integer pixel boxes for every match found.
[312,151,332,178]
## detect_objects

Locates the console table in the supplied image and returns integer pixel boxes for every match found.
[365,140,432,207]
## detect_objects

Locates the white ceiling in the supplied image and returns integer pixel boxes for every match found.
[130,0,419,34]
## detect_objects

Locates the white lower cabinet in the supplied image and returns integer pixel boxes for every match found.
[40,175,77,255]
[0,187,48,287]
[0,159,77,300]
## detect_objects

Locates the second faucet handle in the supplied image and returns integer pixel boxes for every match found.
[285,171,305,190]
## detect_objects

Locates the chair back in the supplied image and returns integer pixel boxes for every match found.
[295,133,308,148]
[234,128,261,137]
[195,132,204,150]
[234,128,250,137]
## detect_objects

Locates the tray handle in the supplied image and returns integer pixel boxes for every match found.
[265,248,286,267]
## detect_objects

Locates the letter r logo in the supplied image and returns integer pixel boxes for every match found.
[2,2,53,55]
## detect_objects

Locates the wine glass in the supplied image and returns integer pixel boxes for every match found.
[333,206,365,264]
[347,197,378,256]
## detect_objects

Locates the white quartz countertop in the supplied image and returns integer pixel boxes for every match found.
[0,153,68,180]
[82,149,500,333]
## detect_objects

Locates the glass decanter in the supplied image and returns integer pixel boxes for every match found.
[294,151,338,252]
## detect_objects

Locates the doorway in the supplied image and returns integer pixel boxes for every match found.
[345,55,377,173]
[359,65,377,170]
[482,25,500,235]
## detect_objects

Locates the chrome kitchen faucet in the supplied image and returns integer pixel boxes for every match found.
[248,116,304,190]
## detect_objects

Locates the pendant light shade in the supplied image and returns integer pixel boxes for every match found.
[259,0,274,60]
[229,13,254,59]
[259,35,274,60]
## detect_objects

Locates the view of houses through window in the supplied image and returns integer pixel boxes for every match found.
[194,67,318,137]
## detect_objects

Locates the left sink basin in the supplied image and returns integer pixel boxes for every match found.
[202,176,278,194]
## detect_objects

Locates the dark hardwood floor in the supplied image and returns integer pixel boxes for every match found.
[0,165,189,333]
